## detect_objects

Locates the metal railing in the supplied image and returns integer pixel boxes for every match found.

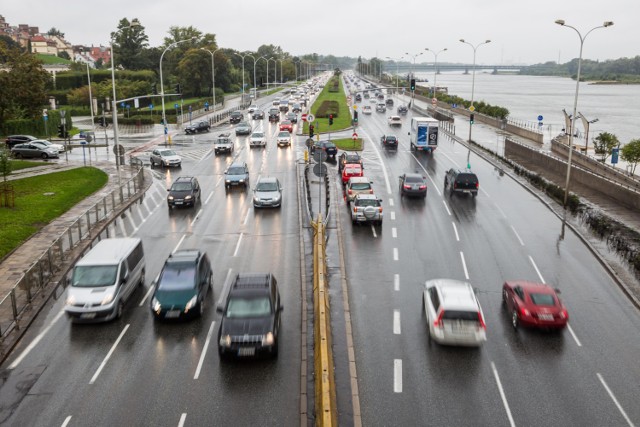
[0,166,146,338]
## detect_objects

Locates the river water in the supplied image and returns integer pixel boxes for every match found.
[413,71,639,145]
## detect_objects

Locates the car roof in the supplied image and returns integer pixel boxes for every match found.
[427,279,479,311]
[175,176,195,182]
[404,172,425,180]
[505,280,556,294]
[229,162,246,168]
[348,177,370,184]
[167,249,201,263]
[257,176,278,184]
[355,193,378,200]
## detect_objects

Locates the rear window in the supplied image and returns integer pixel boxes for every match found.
[405,176,423,184]
[355,198,380,207]
[530,293,555,306]
[350,182,371,190]
[442,310,480,322]
[345,167,361,175]
[456,173,478,184]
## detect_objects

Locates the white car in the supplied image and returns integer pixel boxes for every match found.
[150,148,182,168]
[276,131,292,147]
[387,116,402,126]
[32,139,65,154]
[249,132,266,148]
[362,106,372,115]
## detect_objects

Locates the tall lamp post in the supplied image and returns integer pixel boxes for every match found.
[201,47,220,112]
[555,19,613,208]
[424,48,447,99]
[267,57,276,91]
[459,38,491,169]
[253,55,266,96]
[385,56,404,94]
[404,51,423,104]
[234,52,249,105]
[293,59,300,82]
[110,19,140,174]
[160,37,197,146]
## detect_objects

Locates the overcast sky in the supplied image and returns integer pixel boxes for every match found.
[3,0,636,65]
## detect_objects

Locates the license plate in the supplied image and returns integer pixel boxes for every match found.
[165,310,181,318]
[80,313,96,319]
[238,347,255,357]
[539,313,554,321]
[175,201,183,205]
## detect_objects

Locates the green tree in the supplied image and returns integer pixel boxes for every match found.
[58,51,71,60]
[621,139,640,174]
[111,18,149,70]
[47,27,65,38]
[593,132,620,163]
[175,49,210,97]
[0,148,12,184]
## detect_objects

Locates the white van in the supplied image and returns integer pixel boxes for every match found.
[65,238,145,322]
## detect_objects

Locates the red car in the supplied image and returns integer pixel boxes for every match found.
[279,120,293,133]
[341,163,363,185]
[502,281,568,330]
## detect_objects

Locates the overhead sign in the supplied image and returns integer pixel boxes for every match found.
[306,113,315,122]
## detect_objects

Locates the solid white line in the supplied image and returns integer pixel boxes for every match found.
[390,212,396,221]
[190,208,203,227]
[361,128,393,195]
[139,283,155,307]
[393,310,401,334]
[494,202,507,219]
[392,227,397,238]
[511,225,525,246]
[9,310,65,369]
[233,233,244,257]
[566,324,582,347]
[491,362,516,427]
[90,324,130,384]
[178,413,187,427]
[61,416,72,427]
[389,199,394,207]
[173,235,186,254]
[394,274,400,291]
[393,248,398,261]
[443,200,452,216]
[204,191,214,205]
[194,321,216,380]
[243,209,251,225]
[460,251,469,280]
[529,255,545,283]
[597,373,635,427]
[480,187,490,197]
[452,222,460,241]
[393,359,402,393]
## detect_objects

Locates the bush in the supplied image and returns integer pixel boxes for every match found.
[315,100,339,118]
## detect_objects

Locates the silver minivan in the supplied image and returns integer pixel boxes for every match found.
[65,238,145,322]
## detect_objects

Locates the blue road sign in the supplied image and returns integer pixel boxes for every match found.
[537,115,544,121]
[121,102,125,108]
[149,104,154,109]
[204,102,209,107]
[174,103,179,109]
[612,147,619,164]
[164,126,168,135]
[43,116,48,121]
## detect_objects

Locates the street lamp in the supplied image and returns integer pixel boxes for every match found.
[276,58,284,86]
[200,47,220,112]
[254,56,267,96]
[385,56,404,94]
[555,19,613,208]
[267,57,276,91]
[110,18,140,174]
[459,38,491,168]
[424,48,447,100]
[404,51,423,104]
[293,58,300,82]
[160,37,197,145]
[234,52,249,105]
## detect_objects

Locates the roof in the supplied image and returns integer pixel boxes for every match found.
[75,238,141,266]
[167,249,201,263]
[427,278,479,311]
[505,280,555,294]
[348,177,370,184]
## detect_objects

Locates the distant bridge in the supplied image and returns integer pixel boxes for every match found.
[382,64,522,74]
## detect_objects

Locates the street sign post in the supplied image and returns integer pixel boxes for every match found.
[352,132,358,141]
[302,113,308,122]
[306,113,315,122]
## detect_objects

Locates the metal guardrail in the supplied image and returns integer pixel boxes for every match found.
[0,166,145,338]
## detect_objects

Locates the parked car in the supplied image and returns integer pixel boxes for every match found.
[214,133,234,155]
[502,281,569,330]
[5,135,37,149]
[252,110,265,120]
[279,120,294,133]
[350,194,383,225]
[224,162,250,191]
[150,148,182,168]
[276,131,292,147]
[444,168,479,197]
[345,176,374,202]
[235,121,252,136]
[399,172,428,198]
[423,279,487,346]
[184,120,210,134]
[250,131,267,148]
[311,140,337,159]
[150,249,212,320]
[341,163,364,185]
[11,142,59,159]
[167,176,201,208]
[362,105,372,114]
[338,152,363,174]
[229,111,243,124]
[253,176,283,208]
[31,139,64,154]
[388,116,402,126]
[217,273,283,359]
[286,112,298,123]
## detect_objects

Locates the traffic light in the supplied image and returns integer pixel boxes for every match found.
[410,79,416,91]
[470,113,475,124]
[175,83,181,94]
[309,124,315,138]
[329,114,333,126]
[57,124,64,138]
[353,110,358,123]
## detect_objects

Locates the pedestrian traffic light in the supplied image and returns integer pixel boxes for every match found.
[329,114,333,125]
[57,124,64,138]
[410,79,416,91]
[470,113,475,124]
[309,124,315,138]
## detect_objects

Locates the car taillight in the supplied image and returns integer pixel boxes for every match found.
[478,312,486,329]
[454,182,458,189]
[559,308,568,319]
[348,189,353,194]
[419,185,427,190]
[379,206,383,212]
[520,307,530,317]
[434,310,444,328]
[369,189,373,194]
[476,182,479,189]
[404,184,411,189]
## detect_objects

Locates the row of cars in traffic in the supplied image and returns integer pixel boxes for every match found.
[4,135,65,159]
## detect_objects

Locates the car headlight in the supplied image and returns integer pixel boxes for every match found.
[65,296,76,306]
[220,334,232,347]
[184,195,192,200]
[253,195,260,202]
[262,332,275,346]
[225,179,231,183]
[239,179,245,183]
[168,196,174,201]
[151,297,161,313]
[184,296,197,312]
[101,293,114,305]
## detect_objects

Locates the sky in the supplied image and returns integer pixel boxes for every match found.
[3,0,637,65]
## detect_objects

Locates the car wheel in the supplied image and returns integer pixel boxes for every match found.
[139,269,145,287]
[512,310,519,329]
[14,153,22,159]
[271,338,279,358]
[41,153,49,159]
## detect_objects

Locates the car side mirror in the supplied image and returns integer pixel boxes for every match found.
[555,288,562,294]
[216,305,224,313]
[279,305,284,312]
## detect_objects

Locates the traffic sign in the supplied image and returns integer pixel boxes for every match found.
[302,113,308,122]
[352,132,358,141]
[469,106,475,112]
[174,103,179,109]
[149,104,154,110]
[307,113,315,122]
[113,144,125,155]
[353,105,358,110]
[537,115,544,121]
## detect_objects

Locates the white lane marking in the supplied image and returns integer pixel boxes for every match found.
[361,128,393,195]
[233,233,244,257]
[139,283,155,307]
[371,225,378,238]
[481,187,490,197]
[390,212,396,221]
[529,256,545,283]
[393,248,398,261]
[389,199,394,207]
[190,208,203,227]
[491,362,516,427]
[392,227,397,238]
[204,191,214,205]
[494,202,507,219]
[243,209,251,225]
[126,212,138,234]
[566,324,583,347]
[194,321,216,380]
[460,252,469,280]
[178,413,187,427]
[393,359,402,393]
[511,226,524,246]
[89,324,130,384]
[393,310,401,334]
[173,235,186,254]
[394,274,400,291]
[61,416,72,427]
[134,203,144,224]
[452,222,460,241]
[9,310,65,369]
[443,200,452,216]
[597,373,635,427]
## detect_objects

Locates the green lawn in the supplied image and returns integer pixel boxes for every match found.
[303,76,352,135]
[333,138,363,151]
[0,167,108,259]
[36,53,72,65]
[4,159,49,172]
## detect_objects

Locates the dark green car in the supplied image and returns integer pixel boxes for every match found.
[151,250,212,320]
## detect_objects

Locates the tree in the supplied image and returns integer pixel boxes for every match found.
[621,139,640,174]
[111,18,149,70]
[593,132,620,163]
[58,51,71,60]
[47,27,65,38]
[0,148,12,184]
[175,49,209,97]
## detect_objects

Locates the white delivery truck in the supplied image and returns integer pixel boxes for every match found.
[408,117,439,153]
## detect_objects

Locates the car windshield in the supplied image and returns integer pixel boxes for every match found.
[530,293,556,306]
[256,181,278,191]
[157,262,196,290]
[252,133,264,138]
[215,138,230,144]
[350,183,371,190]
[171,182,192,191]
[355,198,379,207]
[72,265,118,287]
[160,150,176,156]
[278,132,290,138]
[226,296,272,318]
[231,112,241,117]
[227,167,245,175]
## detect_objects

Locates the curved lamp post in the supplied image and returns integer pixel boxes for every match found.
[234,52,249,105]
[424,48,447,100]
[200,47,220,112]
[459,39,491,168]
[267,57,276,91]
[254,55,266,97]
[404,51,423,103]
[385,56,404,94]
[555,19,613,207]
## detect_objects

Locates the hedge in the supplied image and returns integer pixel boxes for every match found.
[315,100,340,118]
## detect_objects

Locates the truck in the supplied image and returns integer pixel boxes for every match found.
[408,117,439,153]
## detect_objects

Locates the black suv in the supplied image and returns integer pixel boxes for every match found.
[150,250,212,320]
[444,168,479,197]
[310,140,338,159]
[397,105,408,115]
[268,108,280,122]
[252,110,265,120]
[380,135,398,149]
[217,273,282,359]
[5,135,37,148]
[184,120,210,134]
[229,111,243,124]
[167,176,201,208]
